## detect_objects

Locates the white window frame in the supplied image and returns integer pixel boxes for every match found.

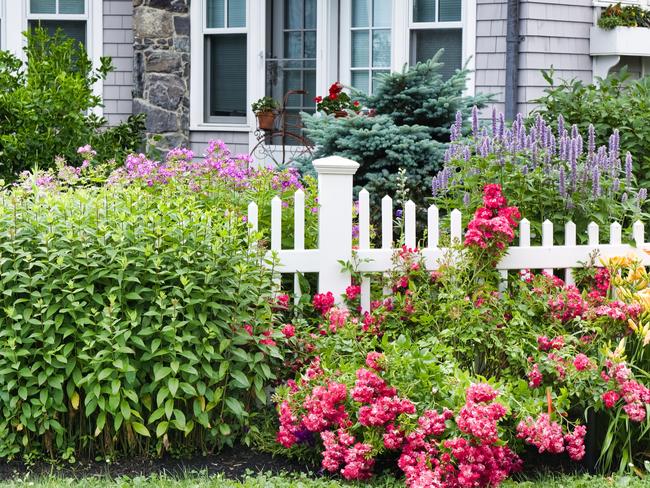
[407,0,476,95]
[339,0,394,93]
[0,0,5,51]
[3,0,103,115]
[339,0,475,95]
[190,0,339,147]
[191,0,252,132]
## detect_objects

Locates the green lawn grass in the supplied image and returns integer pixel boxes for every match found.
[0,473,648,488]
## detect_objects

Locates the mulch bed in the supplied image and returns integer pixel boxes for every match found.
[0,445,314,481]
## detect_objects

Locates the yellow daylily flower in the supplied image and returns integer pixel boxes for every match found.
[633,288,650,312]
[602,255,633,269]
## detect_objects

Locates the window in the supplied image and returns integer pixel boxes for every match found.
[265,0,316,143]
[204,0,248,123]
[342,0,392,93]
[28,0,87,47]
[410,0,463,80]
[0,0,4,50]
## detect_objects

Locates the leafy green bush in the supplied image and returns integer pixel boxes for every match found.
[298,51,491,209]
[0,181,285,460]
[532,69,650,186]
[0,28,144,181]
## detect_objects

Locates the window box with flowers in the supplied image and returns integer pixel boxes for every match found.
[590,3,650,78]
[314,82,361,118]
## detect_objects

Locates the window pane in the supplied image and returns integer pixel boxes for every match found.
[352,0,369,28]
[30,0,56,14]
[286,0,303,29]
[351,30,369,68]
[206,0,225,28]
[351,71,369,93]
[29,20,86,46]
[228,0,246,27]
[372,29,390,67]
[305,0,316,29]
[304,31,316,59]
[59,0,85,14]
[413,0,435,22]
[207,34,247,117]
[373,0,391,28]
[284,31,302,59]
[439,0,461,22]
[411,29,462,79]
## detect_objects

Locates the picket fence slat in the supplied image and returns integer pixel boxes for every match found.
[252,156,650,307]
[405,200,416,248]
[428,205,439,249]
[564,221,577,285]
[359,189,371,312]
[293,190,305,300]
[382,195,393,249]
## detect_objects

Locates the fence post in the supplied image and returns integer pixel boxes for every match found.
[312,155,360,304]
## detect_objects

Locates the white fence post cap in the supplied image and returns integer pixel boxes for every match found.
[312,156,360,175]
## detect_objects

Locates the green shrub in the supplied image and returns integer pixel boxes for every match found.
[0,28,144,181]
[532,69,650,187]
[0,183,283,460]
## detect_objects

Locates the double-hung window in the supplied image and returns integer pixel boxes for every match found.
[28,0,88,47]
[204,0,248,123]
[410,0,463,80]
[341,0,392,93]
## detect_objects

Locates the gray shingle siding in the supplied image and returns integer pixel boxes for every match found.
[475,0,507,115]
[103,0,134,126]
[475,0,594,116]
[189,131,251,157]
[517,0,593,114]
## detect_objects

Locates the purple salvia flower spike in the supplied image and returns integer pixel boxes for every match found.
[588,124,596,156]
[625,152,633,187]
[471,106,479,137]
[559,165,566,198]
[491,107,497,136]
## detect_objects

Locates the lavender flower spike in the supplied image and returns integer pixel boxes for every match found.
[592,166,601,198]
[625,151,633,187]
[471,106,479,137]
[559,165,566,197]
[491,106,497,136]
[588,124,596,156]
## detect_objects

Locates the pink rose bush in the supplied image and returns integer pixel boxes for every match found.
[270,184,650,482]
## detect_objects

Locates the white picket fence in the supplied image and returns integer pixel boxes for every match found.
[246,156,650,311]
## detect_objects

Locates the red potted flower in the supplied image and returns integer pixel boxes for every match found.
[314,82,361,117]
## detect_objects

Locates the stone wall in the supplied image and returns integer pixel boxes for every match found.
[133,0,190,151]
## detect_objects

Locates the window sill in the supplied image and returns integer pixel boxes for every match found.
[190,123,252,132]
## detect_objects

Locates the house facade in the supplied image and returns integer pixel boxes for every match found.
[1,0,649,156]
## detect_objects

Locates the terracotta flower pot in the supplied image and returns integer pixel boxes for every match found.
[334,110,348,118]
[256,111,276,130]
